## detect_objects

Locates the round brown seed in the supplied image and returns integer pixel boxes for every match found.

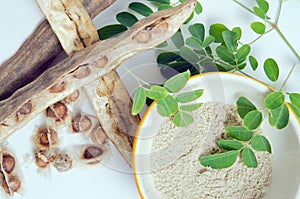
[133,30,152,43]
[73,66,91,79]
[35,150,56,169]
[49,81,65,93]
[2,153,15,174]
[94,55,108,68]
[72,114,92,133]
[46,102,68,121]
[35,128,58,148]
[53,153,73,172]
[64,90,80,103]
[82,146,103,160]
[2,176,21,194]
[90,126,107,145]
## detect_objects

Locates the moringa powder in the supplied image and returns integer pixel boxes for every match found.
[150,102,272,199]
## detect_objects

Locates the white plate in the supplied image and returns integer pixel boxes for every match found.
[133,72,300,199]
[1,0,300,199]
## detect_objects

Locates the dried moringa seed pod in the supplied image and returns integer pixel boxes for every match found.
[81,145,109,165]
[1,175,21,194]
[34,150,56,169]
[2,152,15,174]
[34,128,58,149]
[71,113,92,133]
[52,152,73,172]
[46,102,68,122]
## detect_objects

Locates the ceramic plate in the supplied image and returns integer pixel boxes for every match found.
[133,72,300,199]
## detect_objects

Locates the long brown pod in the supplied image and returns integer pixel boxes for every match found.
[84,71,139,166]
[0,0,196,143]
[0,0,116,101]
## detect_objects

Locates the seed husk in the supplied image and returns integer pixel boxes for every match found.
[2,153,16,174]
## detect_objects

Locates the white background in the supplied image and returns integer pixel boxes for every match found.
[1,0,300,198]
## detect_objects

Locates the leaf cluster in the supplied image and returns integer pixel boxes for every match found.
[132,70,203,127]
[97,0,202,40]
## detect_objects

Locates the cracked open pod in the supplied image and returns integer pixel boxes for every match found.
[133,72,300,199]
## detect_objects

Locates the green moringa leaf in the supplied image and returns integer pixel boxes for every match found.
[147,0,170,4]
[129,2,153,16]
[157,52,181,65]
[186,37,203,50]
[199,150,239,169]
[269,104,289,129]
[264,92,285,110]
[176,89,204,103]
[251,135,272,153]
[195,1,203,14]
[251,22,266,34]
[209,23,229,43]
[232,27,242,41]
[203,36,215,48]
[132,87,146,115]
[264,58,279,82]
[216,46,235,63]
[116,12,138,27]
[244,110,263,130]
[222,30,238,52]
[158,4,172,11]
[289,103,300,118]
[225,126,254,141]
[157,95,178,117]
[173,111,194,127]
[249,56,258,71]
[164,70,190,93]
[253,6,266,19]
[180,103,203,112]
[97,24,127,40]
[145,85,168,100]
[217,140,244,150]
[256,0,269,13]
[236,96,257,119]
[180,46,200,64]
[242,148,258,168]
[184,11,194,24]
[171,29,185,49]
[188,23,205,41]
[290,93,300,111]
[236,45,251,62]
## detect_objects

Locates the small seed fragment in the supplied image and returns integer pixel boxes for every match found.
[49,81,65,93]
[63,90,80,103]
[2,153,16,174]
[2,176,21,194]
[72,114,92,133]
[53,153,73,172]
[133,30,152,43]
[73,66,91,79]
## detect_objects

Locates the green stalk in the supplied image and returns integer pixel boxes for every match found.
[280,63,296,91]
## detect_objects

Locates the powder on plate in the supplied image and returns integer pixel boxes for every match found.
[150,102,272,199]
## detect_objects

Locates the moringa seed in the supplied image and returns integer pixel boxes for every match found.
[49,81,65,93]
[34,150,56,169]
[82,146,103,160]
[94,55,108,68]
[35,128,58,148]
[73,66,91,79]
[53,153,73,172]
[46,102,68,121]
[2,153,16,174]
[90,126,107,145]
[2,176,21,194]
[72,114,92,133]
[133,30,152,43]
[63,90,80,103]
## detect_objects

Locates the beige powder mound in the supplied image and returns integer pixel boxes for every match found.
[150,102,272,199]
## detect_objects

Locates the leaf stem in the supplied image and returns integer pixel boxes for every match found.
[279,63,296,91]
[124,67,151,87]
